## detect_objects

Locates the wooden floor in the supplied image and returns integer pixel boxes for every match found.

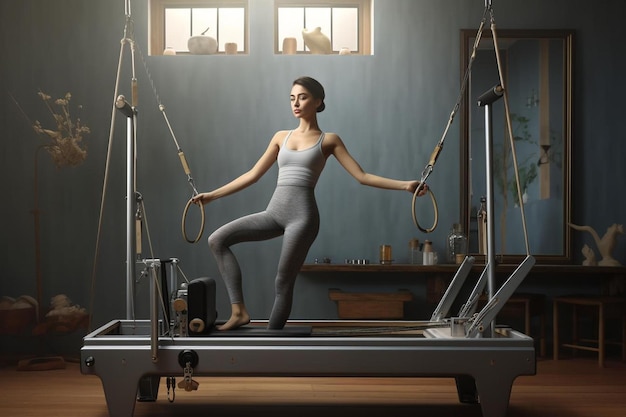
[1,357,625,417]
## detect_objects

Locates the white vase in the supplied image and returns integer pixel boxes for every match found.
[188,35,218,55]
[302,27,331,54]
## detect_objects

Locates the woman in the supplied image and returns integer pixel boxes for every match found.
[191,76,427,330]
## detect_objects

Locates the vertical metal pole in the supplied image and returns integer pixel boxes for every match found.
[123,0,138,321]
[126,115,136,320]
[477,84,503,337]
[150,261,159,362]
[483,104,496,304]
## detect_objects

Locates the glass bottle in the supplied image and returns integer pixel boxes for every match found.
[422,240,434,265]
[447,223,468,264]
[409,238,421,264]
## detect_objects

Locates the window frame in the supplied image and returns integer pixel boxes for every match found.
[274,0,372,55]
[150,0,249,55]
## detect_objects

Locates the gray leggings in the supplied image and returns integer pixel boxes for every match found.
[208,185,320,329]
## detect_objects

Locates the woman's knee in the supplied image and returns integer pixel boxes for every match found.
[207,230,223,253]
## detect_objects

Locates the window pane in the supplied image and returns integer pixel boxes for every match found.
[332,8,358,51]
[192,8,217,37]
[165,8,191,51]
[275,1,370,55]
[278,7,304,51]
[219,8,244,52]
[154,1,249,55]
[304,7,331,43]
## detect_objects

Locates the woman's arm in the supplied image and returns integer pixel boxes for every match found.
[325,133,422,193]
[192,131,284,204]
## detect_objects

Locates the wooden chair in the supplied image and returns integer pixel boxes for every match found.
[553,295,626,367]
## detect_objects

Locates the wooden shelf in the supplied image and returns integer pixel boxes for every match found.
[301,263,626,276]
[302,263,626,304]
[301,263,456,273]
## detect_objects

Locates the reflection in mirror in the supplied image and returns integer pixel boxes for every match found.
[460,29,573,263]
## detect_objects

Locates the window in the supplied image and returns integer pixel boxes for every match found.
[275,0,371,55]
[150,0,248,55]
[149,0,371,56]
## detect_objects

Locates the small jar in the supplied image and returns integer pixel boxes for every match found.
[409,238,421,264]
[379,244,392,265]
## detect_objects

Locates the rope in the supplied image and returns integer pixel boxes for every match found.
[135,43,206,244]
[488,14,531,256]
[411,187,438,233]
[88,35,128,330]
[181,198,205,243]
[411,7,489,233]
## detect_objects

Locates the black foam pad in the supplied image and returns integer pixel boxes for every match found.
[187,277,217,335]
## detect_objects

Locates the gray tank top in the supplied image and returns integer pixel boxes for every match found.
[277,131,326,188]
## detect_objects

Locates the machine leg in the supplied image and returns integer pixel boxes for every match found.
[99,372,143,417]
[137,375,160,402]
[474,375,514,417]
[455,375,479,403]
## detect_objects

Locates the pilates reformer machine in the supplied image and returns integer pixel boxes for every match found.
[81,2,536,417]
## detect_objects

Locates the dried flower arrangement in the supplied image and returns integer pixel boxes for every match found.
[32,91,90,168]
[1,91,92,337]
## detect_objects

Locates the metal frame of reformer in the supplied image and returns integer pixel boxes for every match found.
[81,317,535,417]
[81,246,535,417]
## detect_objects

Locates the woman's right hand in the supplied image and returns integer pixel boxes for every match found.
[191,192,212,205]
[407,180,429,196]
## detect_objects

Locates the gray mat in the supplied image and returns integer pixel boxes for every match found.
[206,325,312,337]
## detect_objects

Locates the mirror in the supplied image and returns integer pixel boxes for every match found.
[460,29,574,263]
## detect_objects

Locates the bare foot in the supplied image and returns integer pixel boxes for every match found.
[216,312,250,330]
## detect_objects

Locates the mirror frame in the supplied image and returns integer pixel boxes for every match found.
[459,29,574,264]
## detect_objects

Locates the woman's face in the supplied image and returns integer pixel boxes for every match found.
[290,84,320,119]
